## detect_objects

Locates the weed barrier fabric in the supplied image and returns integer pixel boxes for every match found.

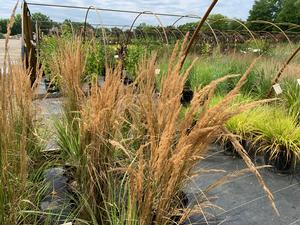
[40,168,75,224]
[185,145,300,225]
[33,72,300,225]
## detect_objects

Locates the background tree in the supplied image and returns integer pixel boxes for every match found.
[247,0,283,30]
[11,14,21,35]
[276,0,300,25]
[207,14,230,31]
[0,19,8,34]
[178,22,197,33]
[178,14,242,33]
[31,12,54,33]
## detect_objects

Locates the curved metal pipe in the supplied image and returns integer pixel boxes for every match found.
[207,18,258,46]
[172,14,219,48]
[126,11,169,44]
[173,27,185,38]
[248,20,291,46]
[256,31,278,42]
[167,28,177,41]
[143,27,164,43]
[205,20,220,47]
[83,6,93,41]
[153,27,165,43]
[276,22,300,32]
[83,5,108,46]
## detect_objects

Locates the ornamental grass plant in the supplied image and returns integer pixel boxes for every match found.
[0,4,42,224]
[53,33,278,224]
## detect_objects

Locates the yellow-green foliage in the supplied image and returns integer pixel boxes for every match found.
[253,106,300,160]
[225,103,300,161]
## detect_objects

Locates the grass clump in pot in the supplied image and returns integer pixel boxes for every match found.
[210,95,259,157]
[53,33,279,224]
[253,106,300,172]
[122,37,278,224]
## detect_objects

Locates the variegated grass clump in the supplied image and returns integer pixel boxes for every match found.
[54,34,278,224]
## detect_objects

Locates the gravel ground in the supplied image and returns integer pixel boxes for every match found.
[0,39,21,68]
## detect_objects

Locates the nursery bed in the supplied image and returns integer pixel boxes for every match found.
[33,80,300,225]
[187,146,300,225]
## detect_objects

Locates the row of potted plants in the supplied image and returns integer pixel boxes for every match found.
[39,36,163,94]
[221,96,300,172]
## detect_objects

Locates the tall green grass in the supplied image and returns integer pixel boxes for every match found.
[159,53,276,97]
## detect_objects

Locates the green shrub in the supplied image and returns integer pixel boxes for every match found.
[39,36,117,86]
[85,41,105,79]
[181,54,253,93]
[210,94,258,138]
[225,105,268,139]
[125,39,163,78]
[38,36,60,80]
[124,44,147,78]
[85,40,116,80]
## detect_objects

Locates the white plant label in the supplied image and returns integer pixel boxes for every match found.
[114,55,119,59]
[0,67,8,74]
[273,83,282,95]
[297,79,300,86]
[155,69,161,75]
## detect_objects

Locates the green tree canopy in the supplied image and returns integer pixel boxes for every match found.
[276,0,300,25]
[178,14,242,33]
[31,12,56,34]
[0,19,8,34]
[11,14,21,35]
[207,14,242,31]
[177,22,197,33]
[247,0,283,30]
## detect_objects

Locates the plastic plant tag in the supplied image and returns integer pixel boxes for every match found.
[114,55,119,59]
[60,223,72,225]
[155,69,161,75]
[0,67,8,74]
[273,83,282,95]
[297,79,300,86]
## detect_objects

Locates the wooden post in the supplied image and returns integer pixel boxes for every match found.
[22,1,37,86]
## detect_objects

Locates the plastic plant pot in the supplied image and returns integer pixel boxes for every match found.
[263,148,296,173]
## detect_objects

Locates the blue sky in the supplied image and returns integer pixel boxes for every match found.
[1,0,255,26]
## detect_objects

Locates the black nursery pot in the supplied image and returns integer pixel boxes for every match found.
[223,139,253,158]
[223,140,251,156]
[181,88,194,105]
[44,79,60,93]
[223,140,236,156]
[151,191,189,225]
[264,148,295,172]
